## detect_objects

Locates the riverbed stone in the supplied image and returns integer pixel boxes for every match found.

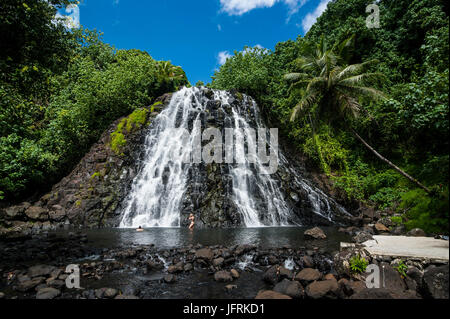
[304,227,327,240]
[164,274,177,283]
[36,287,61,299]
[295,268,321,283]
[16,277,45,292]
[225,284,237,292]
[230,269,240,279]
[213,257,224,267]
[184,263,193,272]
[353,231,373,244]
[168,262,184,274]
[406,228,426,237]
[25,206,49,221]
[195,248,214,261]
[214,270,233,282]
[115,294,139,299]
[305,279,339,299]
[302,255,314,268]
[28,265,56,278]
[423,265,449,299]
[103,288,118,299]
[374,223,390,233]
[273,279,304,298]
[255,290,292,299]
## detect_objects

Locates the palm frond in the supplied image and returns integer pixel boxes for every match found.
[338,72,385,86]
[283,72,310,82]
[339,85,388,101]
[290,93,319,121]
[335,60,378,81]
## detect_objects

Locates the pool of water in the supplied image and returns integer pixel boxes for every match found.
[61,227,350,252]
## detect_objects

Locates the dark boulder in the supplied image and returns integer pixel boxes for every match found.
[273,279,304,298]
[304,227,327,240]
[423,265,449,299]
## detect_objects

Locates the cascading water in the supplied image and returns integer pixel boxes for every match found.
[119,87,348,228]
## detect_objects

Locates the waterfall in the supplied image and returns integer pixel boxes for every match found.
[119,87,348,228]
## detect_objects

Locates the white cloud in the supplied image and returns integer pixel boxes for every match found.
[53,4,80,29]
[217,51,232,65]
[218,24,222,31]
[301,0,331,33]
[219,0,307,16]
[217,45,267,66]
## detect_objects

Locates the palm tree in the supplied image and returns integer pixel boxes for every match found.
[285,36,430,193]
[157,61,186,82]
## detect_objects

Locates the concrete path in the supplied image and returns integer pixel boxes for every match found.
[362,235,449,262]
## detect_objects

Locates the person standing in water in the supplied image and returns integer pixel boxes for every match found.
[188,213,195,230]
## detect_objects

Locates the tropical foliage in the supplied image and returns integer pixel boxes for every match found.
[211,0,449,234]
[0,0,188,202]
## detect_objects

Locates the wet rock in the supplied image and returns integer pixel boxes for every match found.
[115,295,139,299]
[379,262,407,292]
[230,269,240,279]
[324,274,336,281]
[46,278,65,289]
[295,268,321,283]
[164,274,177,283]
[406,266,423,285]
[304,227,327,240]
[353,231,373,244]
[302,255,314,268]
[423,265,449,299]
[214,270,233,282]
[16,277,45,292]
[36,287,61,299]
[305,279,339,299]
[168,262,184,274]
[103,288,118,299]
[255,290,292,299]
[50,269,62,279]
[2,202,30,219]
[391,225,406,235]
[184,263,193,272]
[406,228,426,237]
[0,292,5,299]
[225,284,237,292]
[374,223,390,233]
[273,279,304,299]
[28,265,57,278]
[350,288,418,299]
[213,257,224,267]
[263,265,291,285]
[234,244,256,256]
[25,206,49,221]
[195,248,214,261]
[267,255,279,265]
[339,279,366,296]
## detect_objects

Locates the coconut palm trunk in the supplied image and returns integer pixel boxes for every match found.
[351,129,431,194]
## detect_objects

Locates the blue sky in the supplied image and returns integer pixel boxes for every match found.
[63,0,331,84]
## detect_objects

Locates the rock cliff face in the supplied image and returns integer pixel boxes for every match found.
[0,94,172,238]
[1,88,355,238]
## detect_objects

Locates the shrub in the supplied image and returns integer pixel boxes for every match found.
[349,255,369,273]
[399,187,449,235]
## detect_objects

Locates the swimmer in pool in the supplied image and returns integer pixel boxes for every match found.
[136,226,144,232]
[188,213,195,230]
